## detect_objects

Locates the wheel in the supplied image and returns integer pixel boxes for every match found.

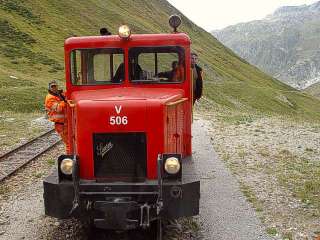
[150,218,162,240]
[157,218,162,240]
[84,219,110,239]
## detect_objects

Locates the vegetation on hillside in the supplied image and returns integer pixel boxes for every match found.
[0,0,320,119]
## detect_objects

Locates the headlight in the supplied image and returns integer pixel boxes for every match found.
[164,157,181,174]
[60,158,73,175]
[118,25,131,39]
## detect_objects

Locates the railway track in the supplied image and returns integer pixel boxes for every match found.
[0,129,61,182]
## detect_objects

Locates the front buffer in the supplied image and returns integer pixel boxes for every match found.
[43,156,200,230]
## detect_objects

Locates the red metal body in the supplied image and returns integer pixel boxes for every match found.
[64,33,192,180]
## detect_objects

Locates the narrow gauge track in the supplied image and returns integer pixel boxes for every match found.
[0,129,61,181]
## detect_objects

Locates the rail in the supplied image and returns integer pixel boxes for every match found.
[0,129,61,181]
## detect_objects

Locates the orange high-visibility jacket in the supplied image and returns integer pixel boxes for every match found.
[45,92,66,123]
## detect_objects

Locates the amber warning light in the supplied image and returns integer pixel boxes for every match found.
[118,25,131,39]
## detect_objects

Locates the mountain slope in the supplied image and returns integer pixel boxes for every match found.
[213,1,320,90]
[305,82,320,99]
[1,0,320,119]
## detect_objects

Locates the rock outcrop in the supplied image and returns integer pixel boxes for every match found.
[212,1,320,89]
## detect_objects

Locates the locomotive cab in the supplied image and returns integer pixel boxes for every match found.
[43,21,200,237]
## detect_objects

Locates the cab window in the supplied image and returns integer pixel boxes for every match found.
[70,48,124,85]
[128,46,185,83]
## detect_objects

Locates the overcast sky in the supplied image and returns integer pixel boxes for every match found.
[167,0,319,31]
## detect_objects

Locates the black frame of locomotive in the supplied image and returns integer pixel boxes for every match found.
[44,153,200,230]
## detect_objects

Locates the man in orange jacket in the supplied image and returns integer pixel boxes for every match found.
[45,80,70,153]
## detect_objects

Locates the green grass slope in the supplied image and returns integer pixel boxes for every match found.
[1,0,320,119]
[304,82,320,99]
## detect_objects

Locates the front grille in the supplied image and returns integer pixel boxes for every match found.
[93,133,147,182]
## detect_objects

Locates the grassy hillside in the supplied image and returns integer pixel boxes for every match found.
[305,82,320,99]
[1,0,320,119]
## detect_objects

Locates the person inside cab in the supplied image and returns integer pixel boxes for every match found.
[171,58,185,82]
[112,61,143,82]
[45,80,70,153]
[112,63,125,83]
[191,52,203,104]
[157,59,184,82]
[157,61,178,80]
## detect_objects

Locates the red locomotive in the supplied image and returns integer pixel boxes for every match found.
[43,16,200,239]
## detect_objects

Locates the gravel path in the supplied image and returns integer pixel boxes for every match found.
[0,118,272,240]
[205,113,320,239]
[192,118,273,240]
[0,181,51,240]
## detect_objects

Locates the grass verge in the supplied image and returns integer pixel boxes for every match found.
[0,111,50,153]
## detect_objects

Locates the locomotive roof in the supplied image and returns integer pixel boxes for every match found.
[64,33,191,49]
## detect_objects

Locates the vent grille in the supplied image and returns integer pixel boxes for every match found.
[93,133,147,181]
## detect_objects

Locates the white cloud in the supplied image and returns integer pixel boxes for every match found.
[167,0,319,30]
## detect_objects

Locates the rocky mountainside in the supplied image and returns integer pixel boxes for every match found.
[305,82,320,99]
[212,1,320,89]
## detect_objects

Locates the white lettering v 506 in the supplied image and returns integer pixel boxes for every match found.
[115,105,122,114]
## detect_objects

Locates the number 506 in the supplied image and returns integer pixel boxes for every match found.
[109,116,128,125]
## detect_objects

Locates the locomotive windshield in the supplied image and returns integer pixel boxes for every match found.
[70,46,185,85]
[70,48,124,85]
[129,46,185,83]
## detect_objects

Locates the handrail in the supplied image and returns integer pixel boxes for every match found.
[166,98,188,106]
[68,100,75,108]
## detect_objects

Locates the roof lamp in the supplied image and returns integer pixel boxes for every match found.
[169,15,182,32]
[118,25,131,39]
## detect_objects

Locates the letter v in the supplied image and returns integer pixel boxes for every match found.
[115,105,122,114]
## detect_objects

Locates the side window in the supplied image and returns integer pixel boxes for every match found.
[71,50,82,85]
[71,49,124,85]
[93,54,111,82]
[138,53,155,79]
[113,54,123,80]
